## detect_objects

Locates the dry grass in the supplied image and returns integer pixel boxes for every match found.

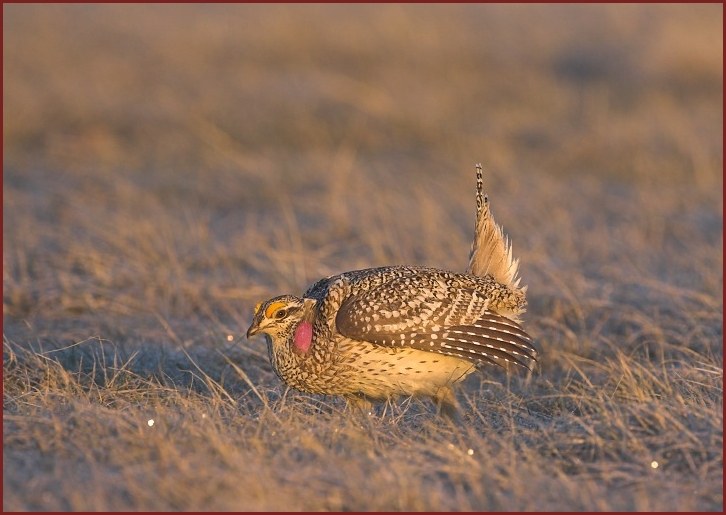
[3,4,723,511]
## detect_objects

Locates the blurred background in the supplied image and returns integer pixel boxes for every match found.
[4,4,722,317]
[3,4,723,511]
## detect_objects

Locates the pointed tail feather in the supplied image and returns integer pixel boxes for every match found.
[467,163,521,288]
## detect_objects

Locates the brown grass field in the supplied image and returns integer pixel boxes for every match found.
[3,4,723,511]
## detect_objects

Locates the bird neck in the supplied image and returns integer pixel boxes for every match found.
[292,320,313,354]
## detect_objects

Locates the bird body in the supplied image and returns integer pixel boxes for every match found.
[247,267,534,409]
[246,165,536,413]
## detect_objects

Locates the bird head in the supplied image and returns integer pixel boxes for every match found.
[246,295,316,340]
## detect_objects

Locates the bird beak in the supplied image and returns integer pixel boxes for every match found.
[246,321,260,338]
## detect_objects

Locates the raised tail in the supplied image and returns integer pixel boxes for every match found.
[466,164,522,289]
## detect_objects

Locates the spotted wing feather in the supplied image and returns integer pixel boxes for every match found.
[335,274,537,370]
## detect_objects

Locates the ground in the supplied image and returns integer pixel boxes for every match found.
[3,4,723,511]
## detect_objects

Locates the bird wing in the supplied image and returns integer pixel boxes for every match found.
[334,273,537,370]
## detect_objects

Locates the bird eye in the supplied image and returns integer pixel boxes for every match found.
[275,309,287,319]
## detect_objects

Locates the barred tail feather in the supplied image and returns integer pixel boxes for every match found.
[442,317,537,370]
[438,341,532,370]
[390,312,537,372]
[467,163,522,289]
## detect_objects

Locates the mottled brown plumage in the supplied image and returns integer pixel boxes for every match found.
[246,165,536,414]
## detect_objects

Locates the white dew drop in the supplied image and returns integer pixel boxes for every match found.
[467,448,474,456]
[201,413,207,419]
[147,419,155,427]
[651,460,659,469]
[226,335,234,342]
